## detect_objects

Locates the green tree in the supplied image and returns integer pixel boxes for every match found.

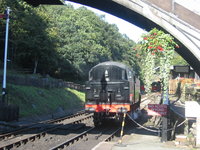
[44,5,137,80]
[0,0,58,74]
[1,2,138,81]
[171,52,188,66]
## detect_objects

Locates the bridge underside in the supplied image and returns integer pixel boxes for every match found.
[24,0,63,6]
[24,0,200,76]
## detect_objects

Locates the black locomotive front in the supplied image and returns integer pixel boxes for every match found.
[85,61,136,113]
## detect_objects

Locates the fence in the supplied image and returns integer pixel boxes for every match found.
[65,82,85,92]
[169,78,200,101]
[0,75,85,92]
[169,79,179,94]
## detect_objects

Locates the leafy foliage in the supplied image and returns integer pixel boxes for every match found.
[136,28,179,102]
[172,52,188,66]
[0,1,137,81]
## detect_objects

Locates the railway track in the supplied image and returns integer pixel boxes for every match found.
[0,93,165,150]
[140,93,161,110]
[0,110,86,140]
[0,116,120,150]
[50,127,95,150]
[50,125,121,150]
[0,111,93,150]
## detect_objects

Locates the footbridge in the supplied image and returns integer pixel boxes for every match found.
[24,0,200,75]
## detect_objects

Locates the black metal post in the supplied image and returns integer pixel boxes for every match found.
[161,113,168,142]
[161,90,169,142]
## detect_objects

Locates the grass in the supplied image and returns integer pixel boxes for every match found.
[6,83,85,118]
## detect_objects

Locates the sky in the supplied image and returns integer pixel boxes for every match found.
[64,1,200,42]
[64,1,146,42]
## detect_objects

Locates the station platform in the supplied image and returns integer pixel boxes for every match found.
[93,127,191,150]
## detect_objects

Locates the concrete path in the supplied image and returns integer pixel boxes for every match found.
[94,127,192,150]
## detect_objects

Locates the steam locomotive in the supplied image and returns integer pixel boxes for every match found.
[85,61,140,126]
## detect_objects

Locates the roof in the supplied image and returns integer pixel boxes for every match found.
[90,61,133,72]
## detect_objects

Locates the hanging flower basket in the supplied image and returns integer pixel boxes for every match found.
[135,28,179,102]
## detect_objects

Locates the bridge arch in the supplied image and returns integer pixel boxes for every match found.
[25,0,200,75]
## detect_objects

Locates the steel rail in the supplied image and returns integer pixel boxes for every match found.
[50,126,121,150]
[50,127,95,150]
[104,127,121,142]
[0,110,85,140]
[0,114,93,150]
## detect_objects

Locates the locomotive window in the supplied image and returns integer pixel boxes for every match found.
[111,67,127,81]
[122,70,126,80]
[128,71,133,79]
[89,67,109,81]
[89,66,128,81]
[104,70,110,81]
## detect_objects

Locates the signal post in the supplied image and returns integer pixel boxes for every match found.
[0,7,19,121]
